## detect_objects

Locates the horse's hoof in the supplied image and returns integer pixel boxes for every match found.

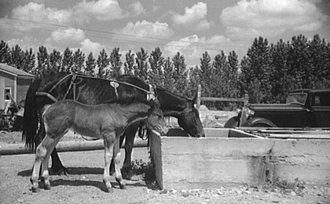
[31,187,40,193]
[105,187,114,193]
[120,184,127,190]
[44,184,51,190]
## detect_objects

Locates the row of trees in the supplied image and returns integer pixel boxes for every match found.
[1,34,330,103]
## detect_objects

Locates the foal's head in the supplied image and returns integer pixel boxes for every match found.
[146,100,168,135]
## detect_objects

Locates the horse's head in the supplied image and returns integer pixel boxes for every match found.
[177,95,205,137]
[146,100,168,135]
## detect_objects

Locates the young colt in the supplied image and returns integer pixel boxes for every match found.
[30,99,168,193]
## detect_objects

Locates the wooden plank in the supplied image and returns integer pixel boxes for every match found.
[267,134,330,139]
[0,139,148,155]
[0,77,5,110]
[201,96,245,102]
[150,131,330,190]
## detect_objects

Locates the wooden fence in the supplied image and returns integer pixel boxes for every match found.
[196,84,248,110]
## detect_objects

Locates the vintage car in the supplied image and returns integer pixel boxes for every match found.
[224,89,330,128]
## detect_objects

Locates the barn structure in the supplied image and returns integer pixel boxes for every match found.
[0,63,35,110]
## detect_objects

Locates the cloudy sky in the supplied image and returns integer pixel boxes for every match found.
[0,0,329,66]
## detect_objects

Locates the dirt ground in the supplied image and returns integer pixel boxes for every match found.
[1,131,330,204]
[1,108,330,204]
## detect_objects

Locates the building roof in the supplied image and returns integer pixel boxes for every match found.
[0,63,35,79]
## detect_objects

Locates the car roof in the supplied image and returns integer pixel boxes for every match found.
[290,89,330,94]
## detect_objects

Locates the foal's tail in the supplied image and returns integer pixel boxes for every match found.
[22,78,42,149]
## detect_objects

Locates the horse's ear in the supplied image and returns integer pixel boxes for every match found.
[148,99,156,115]
[188,92,198,108]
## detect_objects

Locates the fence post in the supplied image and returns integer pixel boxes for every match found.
[196,84,201,110]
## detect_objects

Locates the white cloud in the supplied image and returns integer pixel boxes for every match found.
[113,20,174,42]
[173,2,207,24]
[73,0,127,22]
[164,34,232,65]
[6,37,39,51]
[172,2,211,31]
[12,2,72,27]
[80,39,104,56]
[129,1,146,16]
[46,28,86,47]
[220,0,328,39]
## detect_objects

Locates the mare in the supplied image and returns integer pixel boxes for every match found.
[30,99,167,193]
[23,73,205,177]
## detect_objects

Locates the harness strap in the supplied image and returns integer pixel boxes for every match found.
[35,92,58,102]
[63,75,77,100]
[110,79,156,100]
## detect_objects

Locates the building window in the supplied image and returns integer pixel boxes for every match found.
[5,87,12,101]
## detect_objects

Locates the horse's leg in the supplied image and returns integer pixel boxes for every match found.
[50,148,69,175]
[31,135,56,192]
[114,137,126,189]
[103,133,115,193]
[122,123,139,180]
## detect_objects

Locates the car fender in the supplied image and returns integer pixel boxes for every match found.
[224,116,239,128]
[241,117,277,127]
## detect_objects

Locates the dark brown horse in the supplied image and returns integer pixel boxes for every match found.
[23,73,205,176]
[30,99,168,193]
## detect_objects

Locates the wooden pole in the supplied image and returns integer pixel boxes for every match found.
[0,139,148,155]
[196,84,201,110]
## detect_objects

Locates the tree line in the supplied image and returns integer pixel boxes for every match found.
[0,34,329,103]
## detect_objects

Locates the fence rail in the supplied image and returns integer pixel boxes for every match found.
[196,84,248,109]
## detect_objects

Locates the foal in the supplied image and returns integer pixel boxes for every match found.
[30,99,168,193]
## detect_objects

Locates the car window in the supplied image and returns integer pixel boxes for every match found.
[286,93,307,105]
[313,93,330,106]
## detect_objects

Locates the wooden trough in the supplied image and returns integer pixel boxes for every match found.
[150,128,330,190]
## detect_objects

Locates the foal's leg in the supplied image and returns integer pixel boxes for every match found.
[41,136,62,190]
[31,135,57,192]
[103,133,115,193]
[36,117,68,175]
[113,137,126,189]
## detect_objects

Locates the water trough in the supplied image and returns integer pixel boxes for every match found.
[150,128,330,190]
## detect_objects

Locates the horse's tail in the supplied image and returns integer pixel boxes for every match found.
[22,78,42,149]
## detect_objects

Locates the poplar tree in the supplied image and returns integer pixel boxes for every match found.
[49,49,62,74]
[0,40,10,63]
[124,50,135,75]
[85,52,96,76]
[36,46,49,77]
[96,49,109,78]
[172,52,188,96]
[109,47,122,79]
[240,37,272,103]
[72,49,85,74]
[199,51,213,97]
[163,57,175,91]
[9,44,25,70]
[149,47,164,86]
[135,48,149,81]
[23,48,35,73]
[61,48,73,73]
